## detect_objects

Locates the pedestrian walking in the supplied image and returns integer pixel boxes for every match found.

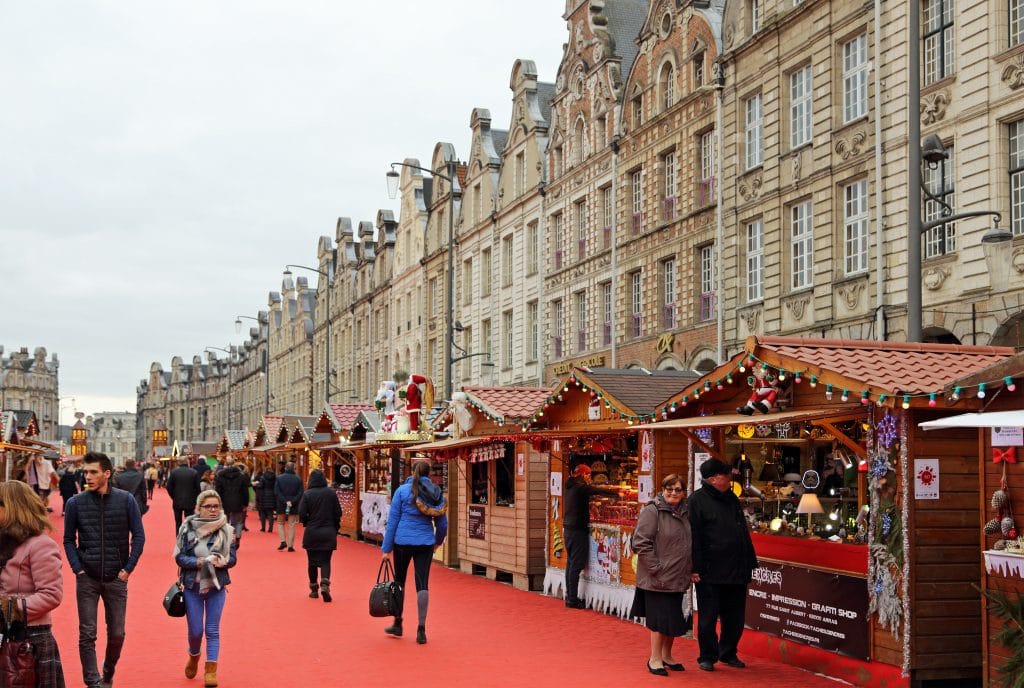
[274,461,303,552]
[251,467,276,532]
[167,459,201,534]
[58,462,81,516]
[214,457,250,546]
[24,453,58,511]
[199,469,214,493]
[380,460,447,644]
[298,469,342,602]
[630,474,695,676]
[113,459,148,515]
[174,489,237,688]
[0,480,66,688]
[145,463,158,499]
[63,452,146,688]
[562,464,619,609]
[688,457,758,672]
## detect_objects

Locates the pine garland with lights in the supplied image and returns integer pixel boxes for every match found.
[975,585,1024,688]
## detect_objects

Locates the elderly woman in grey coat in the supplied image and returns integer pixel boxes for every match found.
[629,473,696,676]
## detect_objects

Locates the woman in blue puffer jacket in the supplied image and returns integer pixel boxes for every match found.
[381,460,448,645]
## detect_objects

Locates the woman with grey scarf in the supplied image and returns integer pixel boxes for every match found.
[174,489,237,687]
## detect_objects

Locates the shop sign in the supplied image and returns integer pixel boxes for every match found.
[585,525,621,584]
[640,431,653,471]
[553,355,607,375]
[468,505,486,539]
[517,452,524,476]
[587,397,602,420]
[913,458,940,500]
[550,471,563,496]
[746,562,869,660]
[992,426,1024,447]
[360,492,389,536]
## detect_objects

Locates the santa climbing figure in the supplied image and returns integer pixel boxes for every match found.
[736,370,784,415]
[404,374,434,432]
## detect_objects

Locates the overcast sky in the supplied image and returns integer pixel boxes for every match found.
[0,2,567,425]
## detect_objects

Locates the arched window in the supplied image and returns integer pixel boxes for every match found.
[573,119,586,165]
[660,62,675,111]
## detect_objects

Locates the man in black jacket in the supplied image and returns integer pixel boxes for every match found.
[166,458,201,534]
[688,457,758,672]
[113,459,148,515]
[562,464,619,609]
[63,452,146,688]
[274,461,304,551]
[215,456,251,545]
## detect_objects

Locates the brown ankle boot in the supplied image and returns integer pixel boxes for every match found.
[185,654,200,679]
[203,661,217,687]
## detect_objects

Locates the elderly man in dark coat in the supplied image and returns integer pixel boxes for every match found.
[166,459,201,534]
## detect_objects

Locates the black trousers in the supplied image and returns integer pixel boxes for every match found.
[391,544,433,619]
[258,507,275,531]
[173,507,189,534]
[306,549,333,584]
[695,582,748,664]
[563,528,589,604]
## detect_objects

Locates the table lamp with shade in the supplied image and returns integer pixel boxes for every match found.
[796,493,824,531]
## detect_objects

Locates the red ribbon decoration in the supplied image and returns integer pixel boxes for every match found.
[993,447,1018,464]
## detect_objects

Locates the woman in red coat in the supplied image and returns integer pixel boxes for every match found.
[0,480,66,687]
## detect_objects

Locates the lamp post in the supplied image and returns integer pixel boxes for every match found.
[386,157,461,403]
[284,265,334,406]
[907,2,1013,342]
[205,346,233,434]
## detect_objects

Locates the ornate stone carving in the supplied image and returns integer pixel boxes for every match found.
[921,90,950,125]
[922,265,951,291]
[593,41,604,62]
[836,281,865,311]
[740,307,761,333]
[1002,56,1024,90]
[791,151,802,187]
[1012,247,1024,273]
[834,130,867,160]
[724,23,735,49]
[784,294,811,321]
[738,175,762,202]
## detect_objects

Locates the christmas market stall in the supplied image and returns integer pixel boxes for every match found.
[319,403,373,538]
[171,440,218,467]
[250,415,286,473]
[919,350,1024,687]
[402,386,553,586]
[0,410,44,482]
[216,429,252,469]
[652,335,1012,687]
[522,367,698,615]
[350,375,436,543]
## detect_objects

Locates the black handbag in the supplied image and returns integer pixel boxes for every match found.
[163,579,186,618]
[369,559,401,618]
[0,598,37,688]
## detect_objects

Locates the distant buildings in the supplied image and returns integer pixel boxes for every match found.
[0,346,59,439]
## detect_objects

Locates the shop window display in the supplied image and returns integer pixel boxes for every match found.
[471,462,488,505]
[570,451,640,525]
[495,444,516,507]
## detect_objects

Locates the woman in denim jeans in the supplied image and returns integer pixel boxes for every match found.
[174,489,237,687]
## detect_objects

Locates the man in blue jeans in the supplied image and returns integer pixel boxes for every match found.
[64,452,146,688]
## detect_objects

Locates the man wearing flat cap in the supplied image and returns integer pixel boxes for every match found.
[562,464,619,609]
[688,457,757,672]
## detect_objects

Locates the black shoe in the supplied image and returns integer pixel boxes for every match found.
[664,661,684,671]
[277,542,287,550]
[384,620,403,637]
[647,661,669,677]
[287,546,295,552]
[564,599,586,609]
[721,658,746,668]
[416,626,426,644]
[698,661,714,672]
[309,584,319,599]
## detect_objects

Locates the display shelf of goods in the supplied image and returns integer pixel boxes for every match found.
[589,494,639,526]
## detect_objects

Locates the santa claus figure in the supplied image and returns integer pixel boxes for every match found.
[737,370,784,415]
[404,374,434,432]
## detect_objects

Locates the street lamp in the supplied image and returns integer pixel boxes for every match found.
[205,346,233,434]
[386,157,461,402]
[283,264,333,407]
[907,133,1013,341]
[234,314,260,334]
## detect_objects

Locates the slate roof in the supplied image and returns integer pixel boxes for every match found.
[574,368,700,415]
[326,403,374,433]
[463,386,553,422]
[605,0,649,82]
[223,429,247,451]
[537,82,556,127]
[755,336,1013,395]
[14,410,35,431]
[491,129,509,159]
[180,441,218,456]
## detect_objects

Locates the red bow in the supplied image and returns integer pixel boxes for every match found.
[994,447,1018,464]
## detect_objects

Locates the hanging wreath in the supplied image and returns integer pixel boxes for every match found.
[867,409,904,637]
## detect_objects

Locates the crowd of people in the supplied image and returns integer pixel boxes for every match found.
[1,448,758,685]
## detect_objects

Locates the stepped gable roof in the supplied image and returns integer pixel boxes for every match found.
[606,0,649,80]
[463,386,553,422]
[577,367,700,415]
[326,403,374,433]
